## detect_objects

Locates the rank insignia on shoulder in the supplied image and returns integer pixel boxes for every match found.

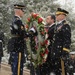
[21,26,24,30]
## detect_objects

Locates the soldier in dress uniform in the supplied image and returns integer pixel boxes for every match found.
[8,3,28,75]
[0,31,4,69]
[50,8,71,75]
[66,51,75,75]
[40,15,56,75]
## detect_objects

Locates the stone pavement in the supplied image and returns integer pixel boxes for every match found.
[0,63,30,75]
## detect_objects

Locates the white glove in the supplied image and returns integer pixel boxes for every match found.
[73,73,75,75]
[29,27,36,33]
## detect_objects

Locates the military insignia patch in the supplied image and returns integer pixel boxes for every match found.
[57,25,62,31]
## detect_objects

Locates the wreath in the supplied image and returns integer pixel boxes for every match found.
[25,13,49,67]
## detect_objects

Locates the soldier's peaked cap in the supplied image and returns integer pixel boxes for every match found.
[14,3,25,9]
[56,8,69,15]
[70,51,75,55]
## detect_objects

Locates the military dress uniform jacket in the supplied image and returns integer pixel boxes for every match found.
[8,16,27,53]
[51,20,71,59]
[8,16,28,64]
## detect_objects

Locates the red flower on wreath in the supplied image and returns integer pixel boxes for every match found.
[41,31,44,35]
[38,18,43,23]
[45,49,49,54]
[31,13,38,19]
[27,18,31,22]
[44,40,48,45]
[41,49,49,57]
[25,24,29,29]
[41,53,44,57]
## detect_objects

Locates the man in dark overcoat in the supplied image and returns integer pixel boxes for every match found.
[39,15,56,75]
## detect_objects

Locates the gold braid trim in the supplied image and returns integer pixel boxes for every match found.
[63,48,70,52]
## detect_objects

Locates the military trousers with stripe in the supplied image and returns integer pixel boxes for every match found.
[10,52,24,75]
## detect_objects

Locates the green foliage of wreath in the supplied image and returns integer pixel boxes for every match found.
[26,13,49,67]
